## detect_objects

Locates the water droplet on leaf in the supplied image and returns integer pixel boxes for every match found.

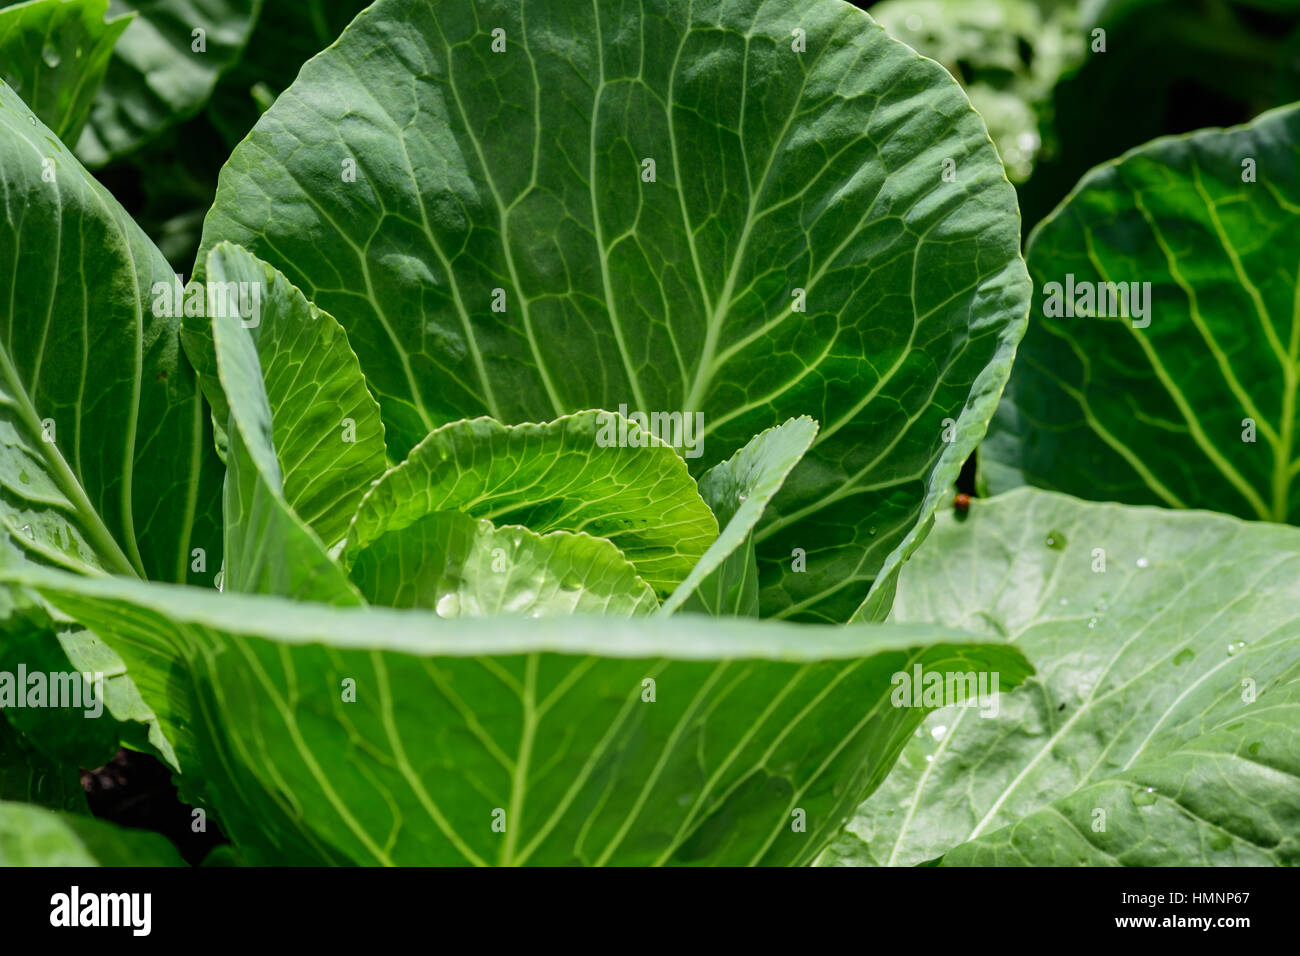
[435,592,460,618]
[41,44,61,68]
[1045,529,1067,550]
[1173,648,1194,665]
[1132,786,1158,806]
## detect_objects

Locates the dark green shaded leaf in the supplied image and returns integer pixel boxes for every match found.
[76,0,261,165]
[984,104,1300,523]
[0,711,87,812]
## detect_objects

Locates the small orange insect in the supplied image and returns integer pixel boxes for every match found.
[954,492,971,514]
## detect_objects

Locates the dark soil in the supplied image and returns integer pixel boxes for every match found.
[81,749,229,866]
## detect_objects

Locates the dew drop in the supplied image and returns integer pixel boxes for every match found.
[1247,741,1261,756]
[41,44,61,69]
[1058,598,1069,606]
[435,592,460,618]
[1131,786,1158,806]
[1087,617,1097,629]
[930,724,947,741]
[1226,640,1247,656]
[20,524,33,539]
[1172,648,1194,666]
[17,471,29,484]
[1045,529,1067,550]
[1136,557,1149,568]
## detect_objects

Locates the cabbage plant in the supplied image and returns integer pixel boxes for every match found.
[1,0,1296,870]
[0,0,1033,865]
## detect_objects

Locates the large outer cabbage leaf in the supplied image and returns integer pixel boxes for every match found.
[4,561,1031,866]
[0,82,223,584]
[824,488,1300,866]
[193,0,1030,622]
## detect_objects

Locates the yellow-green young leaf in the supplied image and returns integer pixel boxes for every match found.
[350,510,658,616]
[982,104,1300,523]
[203,243,387,551]
[194,0,1030,622]
[662,417,818,616]
[824,488,1300,867]
[8,563,1032,866]
[208,256,364,605]
[344,413,718,598]
[0,798,184,864]
[0,83,223,585]
[0,0,131,145]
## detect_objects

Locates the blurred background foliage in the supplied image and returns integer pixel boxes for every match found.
[855,0,1300,230]
[3,0,1299,261]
